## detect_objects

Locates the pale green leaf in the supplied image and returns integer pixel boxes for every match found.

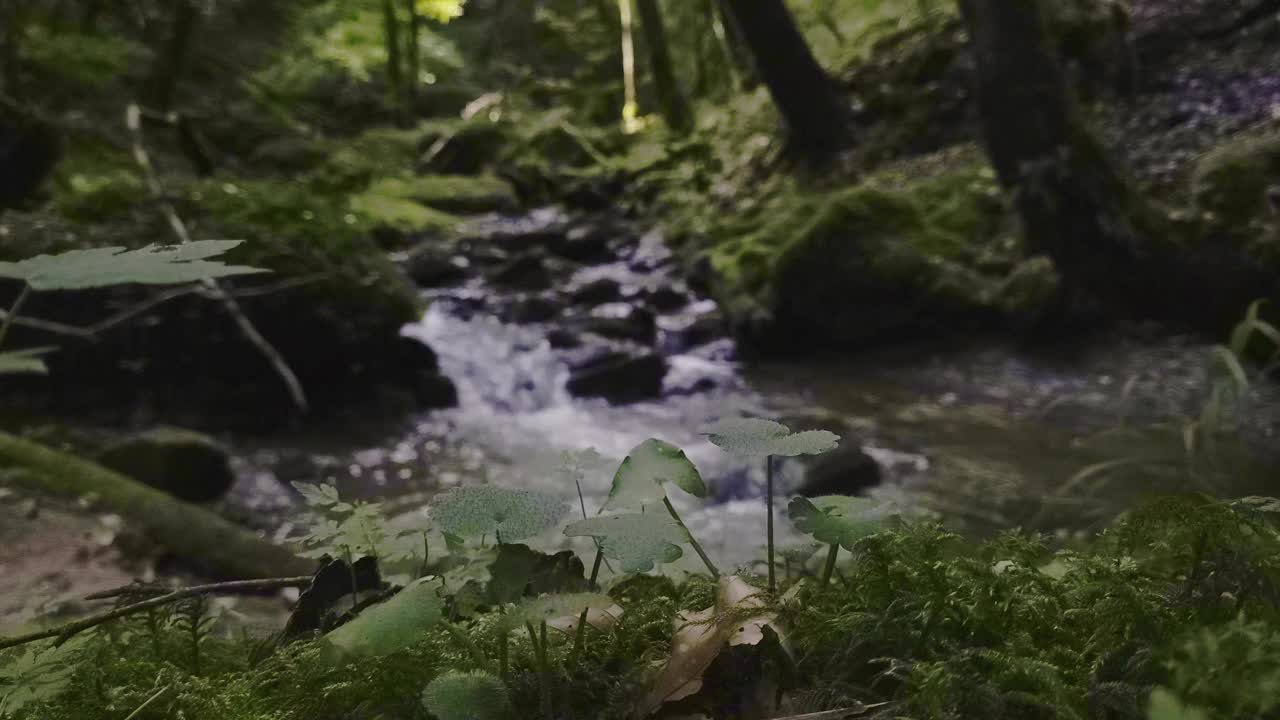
[0,636,89,717]
[0,241,268,290]
[497,592,616,633]
[604,439,706,510]
[292,482,340,509]
[320,578,443,663]
[0,347,55,376]
[430,485,566,542]
[701,417,840,458]
[421,671,509,720]
[788,496,887,549]
[564,513,688,573]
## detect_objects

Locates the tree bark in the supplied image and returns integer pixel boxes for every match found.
[957,0,1275,332]
[404,0,420,113]
[715,0,756,89]
[382,0,404,124]
[0,432,313,580]
[145,0,199,112]
[634,0,692,134]
[0,0,22,99]
[723,0,849,158]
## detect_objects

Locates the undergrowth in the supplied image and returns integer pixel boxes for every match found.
[4,493,1279,719]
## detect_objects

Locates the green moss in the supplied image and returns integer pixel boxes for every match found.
[351,174,513,231]
[704,147,1027,346]
[1191,131,1280,243]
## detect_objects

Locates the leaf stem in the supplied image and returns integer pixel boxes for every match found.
[821,543,839,587]
[539,620,552,718]
[569,548,605,665]
[123,685,170,720]
[0,283,31,349]
[663,496,719,578]
[766,454,776,593]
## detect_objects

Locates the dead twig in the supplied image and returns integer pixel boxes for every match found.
[0,577,313,652]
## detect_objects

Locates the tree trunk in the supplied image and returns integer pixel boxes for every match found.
[404,0,420,114]
[145,0,199,112]
[715,0,756,89]
[381,0,404,124]
[634,0,692,134]
[0,0,22,99]
[723,0,849,158]
[0,432,313,580]
[957,0,1275,332]
[81,0,106,33]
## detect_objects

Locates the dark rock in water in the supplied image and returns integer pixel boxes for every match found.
[370,225,409,251]
[579,305,657,345]
[686,254,715,297]
[554,223,616,262]
[404,249,468,287]
[98,428,235,503]
[491,252,553,291]
[570,277,623,307]
[0,107,61,209]
[644,285,689,313]
[566,351,667,404]
[664,313,725,353]
[796,445,882,497]
[390,337,458,408]
[506,295,562,324]
[547,327,584,349]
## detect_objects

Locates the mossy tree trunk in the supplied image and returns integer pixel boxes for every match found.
[723,0,849,158]
[715,0,756,89]
[957,0,1275,332]
[404,0,420,113]
[634,0,692,135]
[0,432,313,580]
[145,0,199,111]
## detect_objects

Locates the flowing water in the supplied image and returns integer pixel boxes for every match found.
[232,209,1279,572]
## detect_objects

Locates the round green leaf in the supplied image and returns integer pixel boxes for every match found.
[701,417,840,458]
[430,485,566,542]
[605,439,706,510]
[321,578,443,663]
[788,496,887,549]
[497,592,616,633]
[422,671,510,720]
[564,513,688,573]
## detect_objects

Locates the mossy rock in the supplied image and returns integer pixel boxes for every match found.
[96,427,235,503]
[704,148,1031,347]
[347,174,512,236]
[1191,131,1280,245]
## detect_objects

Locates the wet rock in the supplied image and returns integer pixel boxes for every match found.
[491,252,553,291]
[644,285,690,313]
[796,445,882,498]
[404,248,468,287]
[98,428,235,503]
[663,313,725,353]
[566,350,667,404]
[554,223,617,262]
[570,277,623,307]
[0,107,61,210]
[390,337,459,409]
[506,295,563,324]
[547,327,584,349]
[579,305,657,345]
[686,254,715,296]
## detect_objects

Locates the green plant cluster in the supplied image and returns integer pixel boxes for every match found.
[3,422,1278,719]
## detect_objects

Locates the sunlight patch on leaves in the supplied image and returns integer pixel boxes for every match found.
[431,485,566,542]
[415,0,466,22]
[421,670,509,720]
[604,439,706,510]
[700,417,840,458]
[564,513,688,573]
[320,578,443,663]
[788,496,889,550]
[0,241,267,290]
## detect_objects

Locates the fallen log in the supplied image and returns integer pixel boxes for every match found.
[0,431,312,580]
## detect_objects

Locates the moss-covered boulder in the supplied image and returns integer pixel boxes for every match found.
[701,148,1047,348]
[1191,131,1280,245]
[97,427,235,503]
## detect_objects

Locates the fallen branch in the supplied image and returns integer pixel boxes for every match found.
[0,577,312,652]
[125,103,309,413]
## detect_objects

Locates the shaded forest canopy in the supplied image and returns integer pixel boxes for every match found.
[1,0,1280,718]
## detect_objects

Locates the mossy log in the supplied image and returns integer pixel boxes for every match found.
[0,431,313,580]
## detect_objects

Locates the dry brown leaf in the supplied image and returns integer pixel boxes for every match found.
[547,604,625,634]
[638,576,787,716]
